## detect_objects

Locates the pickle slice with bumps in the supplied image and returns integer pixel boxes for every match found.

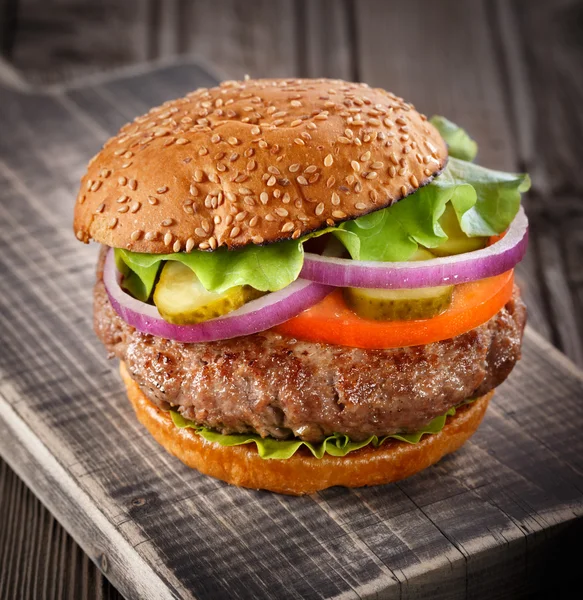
[343,285,454,321]
[343,248,453,321]
[153,261,264,324]
[431,203,488,256]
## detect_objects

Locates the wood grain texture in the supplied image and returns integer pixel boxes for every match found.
[0,60,582,600]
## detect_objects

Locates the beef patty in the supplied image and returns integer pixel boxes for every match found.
[94,249,526,442]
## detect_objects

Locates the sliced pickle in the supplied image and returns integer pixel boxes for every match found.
[343,247,453,321]
[343,285,454,321]
[431,203,488,256]
[153,261,264,324]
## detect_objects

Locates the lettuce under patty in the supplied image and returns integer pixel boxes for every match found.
[115,117,530,301]
[170,399,476,459]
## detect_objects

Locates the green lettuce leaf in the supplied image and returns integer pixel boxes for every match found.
[429,115,478,161]
[170,401,476,460]
[338,157,530,261]
[115,237,304,301]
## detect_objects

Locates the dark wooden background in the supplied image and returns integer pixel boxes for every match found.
[0,0,582,598]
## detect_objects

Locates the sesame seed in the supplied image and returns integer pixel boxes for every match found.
[355,202,367,210]
[186,238,195,252]
[354,181,363,192]
[175,138,189,145]
[235,211,247,222]
[268,166,281,175]
[121,162,132,169]
[211,134,221,143]
[290,100,302,107]
[424,167,433,176]
[117,195,129,203]
[332,210,347,219]
[90,180,102,192]
[228,137,240,146]
[249,215,259,227]
[371,161,384,169]
[289,164,300,173]
[365,171,378,180]
[383,118,394,128]
[351,160,361,173]
[209,236,217,250]
[128,179,137,191]
[315,202,325,216]
[360,151,371,161]
[388,166,396,177]
[400,185,407,195]
[250,126,261,135]
[324,154,334,167]
[389,152,399,165]
[130,202,141,213]
[396,117,407,126]
[275,208,289,217]
[410,174,419,188]
[304,165,318,174]
[145,231,157,241]
[108,218,118,229]
[230,226,241,238]
[173,240,181,252]
[148,196,158,205]
[131,230,143,241]
[161,218,174,227]
[246,159,257,171]
[266,175,277,186]
[118,176,127,186]
[290,119,303,127]
[326,176,336,188]
[338,136,351,144]
[294,138,305,146]
[195,227,206,237]
[239,187,253,195]
[164,232,173,245]
[331,192,340,205]
[297,176,309,185]
[199,241,210,250]
[265,214,275,222]
[117,205,129,213]
[281,222,295,233]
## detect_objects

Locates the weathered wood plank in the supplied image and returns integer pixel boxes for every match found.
[178,0,300,79]
[300,0,354,80]
[0,459,120,600]
[505,0,583,197]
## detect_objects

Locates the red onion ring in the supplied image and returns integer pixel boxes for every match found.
[301,206,528,289]
[103,249,333,343]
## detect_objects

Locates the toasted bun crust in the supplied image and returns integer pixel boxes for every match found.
[121,362,491,495]
[74,78,447,252]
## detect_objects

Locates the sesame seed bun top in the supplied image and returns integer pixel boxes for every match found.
[73,78,447,253]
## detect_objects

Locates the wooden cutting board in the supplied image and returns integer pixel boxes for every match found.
[0,60,582,600]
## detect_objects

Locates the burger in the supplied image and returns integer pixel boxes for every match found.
[74,78,529,495]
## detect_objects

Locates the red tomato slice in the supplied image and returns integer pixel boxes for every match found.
[274,270,514,349]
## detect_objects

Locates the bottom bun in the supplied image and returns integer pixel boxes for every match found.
[120,361,492,495]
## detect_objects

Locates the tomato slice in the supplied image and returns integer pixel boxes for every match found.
[274,270,514,349]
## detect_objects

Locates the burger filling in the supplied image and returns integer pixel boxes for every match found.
[96,117,529,458]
